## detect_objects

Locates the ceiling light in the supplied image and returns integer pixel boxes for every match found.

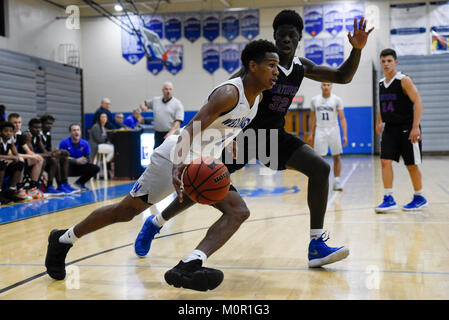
[114,4,123,12]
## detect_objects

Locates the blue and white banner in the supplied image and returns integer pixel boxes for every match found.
[165,44,183,75]
[324,37,344,67]
[240,9,259,40]
[184,13,201,43]
[430,1,449,54]
[202,43,220,74]
[143,14,164,39]
[220,43,240,74]
[304,5,323,37]
[203,12,220,42]
[390,3,427,55]
[221,12,240,41]
[345,3,365,32]
[121,15,145,64]
[324,4,344,36]
[164,14,182,43]
[147,56,164,75]
[304,39,324,65]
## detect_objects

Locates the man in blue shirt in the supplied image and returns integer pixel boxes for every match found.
[59,124,100,191]
[92,98,120,130]
[123,109,143,129]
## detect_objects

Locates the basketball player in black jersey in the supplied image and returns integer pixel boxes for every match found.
[375,48,427,213]
[133,10,373,291]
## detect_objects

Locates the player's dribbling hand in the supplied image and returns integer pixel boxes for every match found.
[409,126,421,144]
[348,17,374,50]
[172,163,188,202]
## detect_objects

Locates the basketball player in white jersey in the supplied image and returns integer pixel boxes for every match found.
[307,82,347,191]
[44,40,280,291]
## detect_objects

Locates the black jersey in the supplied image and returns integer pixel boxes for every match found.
[249,56,304,129]
[41,131,52,152]
[13,131,27,154]
[379,72,414,126]
[0,136,13,155]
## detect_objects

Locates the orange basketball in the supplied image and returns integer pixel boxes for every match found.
[182,157,231,205]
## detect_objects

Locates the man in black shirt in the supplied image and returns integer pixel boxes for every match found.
[375,48,427,213]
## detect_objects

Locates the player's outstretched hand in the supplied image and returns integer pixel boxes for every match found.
[348,17,374,50]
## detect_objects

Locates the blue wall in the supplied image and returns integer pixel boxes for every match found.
[84,106,373,154]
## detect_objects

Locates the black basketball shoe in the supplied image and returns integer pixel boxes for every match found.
[164,259,224,291]
[45,229,72,280]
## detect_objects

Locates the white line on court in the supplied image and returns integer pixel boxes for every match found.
[327,161,360,207]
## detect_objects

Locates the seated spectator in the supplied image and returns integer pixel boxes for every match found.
[59,123,100,191]
[89,113,114,178]
[123,109,143,129]
[8,113,44,200]
[0,121,25,204]
[92,98,120,130]
[28,117,77,195]
[114,113,129,129]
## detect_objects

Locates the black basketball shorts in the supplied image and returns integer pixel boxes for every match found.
[380,124,422,166]
[222,127,306,174]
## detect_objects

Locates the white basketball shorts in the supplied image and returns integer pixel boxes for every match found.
[314,126,343,156]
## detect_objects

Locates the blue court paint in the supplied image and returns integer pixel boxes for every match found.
[0,183,134,225]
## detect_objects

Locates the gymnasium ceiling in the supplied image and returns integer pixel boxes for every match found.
[42,0,322,17]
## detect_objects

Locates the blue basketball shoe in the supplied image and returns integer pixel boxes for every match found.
[308,232,349,268]
[375,195,398,213]
[134,215,161,257]
[402,195,428,211]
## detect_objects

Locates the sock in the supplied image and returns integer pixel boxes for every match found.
[182,249,207,264]
[334,176,340,182]
[59,226,78,245]
[384,188,393,196]
[310,229,324,240]
[152,214,166,228]
[414,189,423,196]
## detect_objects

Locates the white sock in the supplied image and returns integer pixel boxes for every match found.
[182,249,207,264]
[414,189,423,196]
[384,188,393,196]
[310,229,324,240]
[59,226,78,245]
[152,214,166,228]
[334,176,340,182]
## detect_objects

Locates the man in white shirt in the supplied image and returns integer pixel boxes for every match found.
[142,82,185,149]
[307,82,348,191]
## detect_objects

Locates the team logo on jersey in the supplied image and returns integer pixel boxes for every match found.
[221,117,251,129]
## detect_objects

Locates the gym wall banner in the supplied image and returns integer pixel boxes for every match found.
[390,3,427,56]
[184,12,202,43]
[220,43,240,74]
[324,3,344,36]
[240,9,259,40]
[165,44,183,75]
[164,14,182,44]
[221,11,240,41]
[143,14,164,39]
[202,43,220,74]
[305,39,324,65]
[203,12,220,42]
[121,15,145,65]
[305,5,323,37]
[324,37,344,67]
[430,1,449,54]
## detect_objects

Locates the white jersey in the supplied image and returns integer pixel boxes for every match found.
[155,77,260,162]
[310,94,343,128]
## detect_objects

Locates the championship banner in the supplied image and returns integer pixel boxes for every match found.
[345,2,365,32]
[164,14,182,43]
[220,43,240,74]
[121,15,145,65]
[147,56,164,75]
[221,11,240,41]
[324,3,344,36]
[184,12,201,43]
[324,37,344,67]
[203,12,220,42]
[304,38,324,65]
[240,9,259,40]
[390,3,427,56]
[202,43,220,74]
[430,1,449,54]
[143,14,164,39]
[165,44,183,75]
[304,5,323,37]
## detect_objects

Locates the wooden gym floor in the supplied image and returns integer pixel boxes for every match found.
[0,154,448,300]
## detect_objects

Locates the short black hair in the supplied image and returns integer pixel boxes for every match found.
[40,114,56,123]
[69,123,80,131]
[273,10,304,35]
[241,39,279,70]
[28,118,42,128]
[380,48,397,60]
[0,121,14,131]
